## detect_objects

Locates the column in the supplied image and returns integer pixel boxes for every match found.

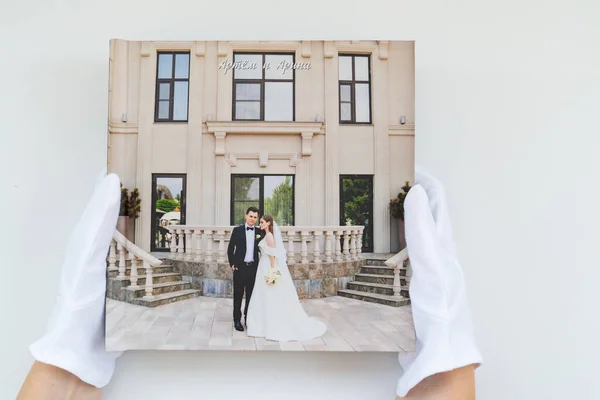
[109,39,128,127]
[107,39,128,184]
[214,131,227,225]
[323,42,340,226]
[135,42,155,251]
[216,41,231,121]
[185,42,206,225]
[372,44,391,253]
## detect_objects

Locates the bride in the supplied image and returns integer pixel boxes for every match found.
[246,215,327,342]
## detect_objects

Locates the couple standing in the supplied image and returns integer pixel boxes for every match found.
[227,206,327,342]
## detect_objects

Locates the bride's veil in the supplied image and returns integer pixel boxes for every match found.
[272,221,290,270]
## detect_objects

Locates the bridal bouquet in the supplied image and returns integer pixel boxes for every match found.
[264,268,282,286]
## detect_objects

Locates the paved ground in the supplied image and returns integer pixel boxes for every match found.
[106,296,415,352]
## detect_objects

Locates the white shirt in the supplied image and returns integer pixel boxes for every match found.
[244,224,256,262]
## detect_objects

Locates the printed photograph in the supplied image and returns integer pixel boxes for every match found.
[105,40,416,352]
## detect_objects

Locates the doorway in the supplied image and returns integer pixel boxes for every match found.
[339,175,374,253]
[151,174,187,251]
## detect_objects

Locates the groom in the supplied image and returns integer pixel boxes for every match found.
[227,206,265,332]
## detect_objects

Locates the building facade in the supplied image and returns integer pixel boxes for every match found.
[107,40,414,255]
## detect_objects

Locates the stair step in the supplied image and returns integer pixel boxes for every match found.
[126,281,191,297]
[365,259,388,266]
[129,289,201,308]
[123,265,174,275]
[115,272,182,284]
[337,289,410,307]
[354,273,409,285]
[347,281,409,297]
[360,265,406,276]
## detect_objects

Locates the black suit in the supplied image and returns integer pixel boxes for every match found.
[227,224,265,322]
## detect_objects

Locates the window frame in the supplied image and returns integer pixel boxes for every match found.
[154,51,191,123]
[338,53,372,125]
[231,51,296,122]
[151,173,187,251]
[230,174,296,226]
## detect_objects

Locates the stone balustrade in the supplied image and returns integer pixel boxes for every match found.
[107,229,163,301]
[166,225,365,265]
[384,248,411,297]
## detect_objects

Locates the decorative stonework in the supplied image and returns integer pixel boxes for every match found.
[205,121,322,135]
[301,41,312,58]
[258,150,268,167]
[140,42,152,57]
[194,41,206,57]
[227,41,301,52]
[388,124,416,136]
[324,41,335,58]
[169,258,365,299]
[108,119,138,134]
[226,152,299,168]
[141,41,196,57]
[217,41,229,57]
[301,132,314,156]
[378,41,389,60]
[214,131,226,156]
[205,121,322,157]
[334,41,379,55]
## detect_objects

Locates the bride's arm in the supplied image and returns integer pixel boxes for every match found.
[266,233,276,269]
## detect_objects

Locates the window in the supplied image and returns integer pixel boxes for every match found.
[151,174,186,251]
[231,175,295,226]
[232,52,295,121]
[154,52,190,122]
[338,54,372,124]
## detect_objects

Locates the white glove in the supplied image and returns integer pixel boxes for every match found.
[29,172,123,388]
[396,168,483,397]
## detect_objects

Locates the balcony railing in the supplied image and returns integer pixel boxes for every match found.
[165,225,365,264]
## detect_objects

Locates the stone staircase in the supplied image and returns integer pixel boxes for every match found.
[107,261,200,307]
[337,258,411,307]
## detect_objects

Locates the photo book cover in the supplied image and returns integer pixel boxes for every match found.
[105,39,416,352]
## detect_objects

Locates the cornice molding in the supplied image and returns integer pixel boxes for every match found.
[227,41,302,53]
[205,121,323,135]
[108,119,138,134]
[388,124,416,136]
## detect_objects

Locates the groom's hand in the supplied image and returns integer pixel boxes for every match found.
[231,265,238,271]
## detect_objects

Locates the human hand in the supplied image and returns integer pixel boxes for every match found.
[28,172,123,388]
[231,265,238,271]
[396,167,483,398]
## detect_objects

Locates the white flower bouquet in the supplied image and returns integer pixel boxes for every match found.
[264,268,282,286]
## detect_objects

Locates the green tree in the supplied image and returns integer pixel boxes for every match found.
[234,177,255,200]
[156,199,180,213]
[264,177,294,225]
[341,178,370,227]
[232,177,259,224]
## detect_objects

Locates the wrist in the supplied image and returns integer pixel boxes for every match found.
[398,365,476,400]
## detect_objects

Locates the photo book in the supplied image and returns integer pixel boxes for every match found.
[105,39,416,353]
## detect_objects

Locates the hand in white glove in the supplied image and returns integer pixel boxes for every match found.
[396,168,483,397]
[29,172,123,388]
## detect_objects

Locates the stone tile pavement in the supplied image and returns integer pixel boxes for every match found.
[106,296,415,352]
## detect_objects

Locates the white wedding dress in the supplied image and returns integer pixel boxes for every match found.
[246,223,327,342]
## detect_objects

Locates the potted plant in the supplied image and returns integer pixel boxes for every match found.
[389,181,412,249]
[117,183,141,242]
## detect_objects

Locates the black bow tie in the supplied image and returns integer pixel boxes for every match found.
[246,226,254,231]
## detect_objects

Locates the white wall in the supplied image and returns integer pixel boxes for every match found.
[1,1,599,400]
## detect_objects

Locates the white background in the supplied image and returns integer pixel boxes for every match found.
[1,1,599,399]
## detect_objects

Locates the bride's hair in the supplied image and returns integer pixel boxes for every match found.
[261,215,274,233]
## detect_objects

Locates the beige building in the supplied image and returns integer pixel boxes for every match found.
[107,40,414,256]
